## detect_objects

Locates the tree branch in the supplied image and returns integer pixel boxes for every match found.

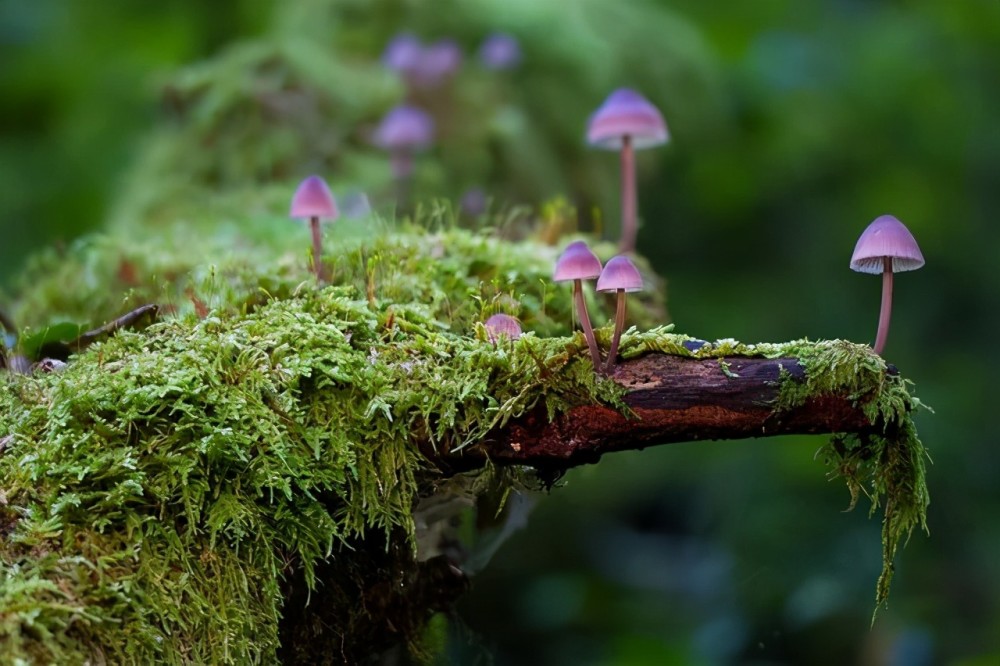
[447,353,883,470]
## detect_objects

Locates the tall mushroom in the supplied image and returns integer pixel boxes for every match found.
[849,214,925,356]
[290,175,339,282]
[596,255,643,373]
[586,88,668,254]
[382,33,423,84]
[553,241,603,369]
[373,105,434,208]
[414,39,463,89]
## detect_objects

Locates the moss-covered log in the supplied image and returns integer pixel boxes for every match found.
[0,223,928,663]
[451,354,880,470]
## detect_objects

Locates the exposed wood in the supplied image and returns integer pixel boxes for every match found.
[445,354,879,471]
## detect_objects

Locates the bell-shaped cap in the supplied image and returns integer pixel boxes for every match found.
[485,313,522,343]
[414,39,463,87]
[553,241,602,282]
[290,175,339,220]
[587,88,669,150]
[382,33,423,74]
[373,105,434,152]
[479,32,521,70]
[850,215,925,274]
[596,256,643,292]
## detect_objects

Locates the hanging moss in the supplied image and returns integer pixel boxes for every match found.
[623,333,930,614]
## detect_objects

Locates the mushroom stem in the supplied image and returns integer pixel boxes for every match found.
[619,135,637,253]
[310,217,326,282]
[604,289,627,373]
[574,279,603,369]
[391,151,413,209]
[874,257,894,356]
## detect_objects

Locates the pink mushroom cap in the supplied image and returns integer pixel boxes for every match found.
[407,39,463,88]
[485,314,522,342]
[290,175,339,219]
[553,241,603,282]
[382,33,423,74]
[587,88,669,150]
[596,256,644,292]
[479,32,522,70]
[373,105,435,152]
[850,214,925,274]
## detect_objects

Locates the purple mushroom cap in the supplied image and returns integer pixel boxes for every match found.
[413,39,463,87]
[382,33,423,74]
[485,313,522,343]
[850,215,925,274]
[553,241,603,282]
[479,32,522,70]
[289,175,339,220]
[373,105,435,152]
[587,88,669,150]
[596,256,644,292]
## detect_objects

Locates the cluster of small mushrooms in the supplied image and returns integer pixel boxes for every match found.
[0,36,925,381]
[291,85,926,373]
[552,241,643,374]
[373,32,522,205]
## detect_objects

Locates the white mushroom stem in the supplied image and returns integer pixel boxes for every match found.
[310,217,326,282]
[604,289,628,373]
[574,280,602,368]
[619,135,637,253]
[874,257,893,356]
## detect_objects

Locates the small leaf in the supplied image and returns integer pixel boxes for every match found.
[18,322,87,360]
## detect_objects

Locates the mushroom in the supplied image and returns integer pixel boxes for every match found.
[289,175,339,282]
[484,314,522,345]
[849,214,925,356]
[596,255,643,372]
[373,105,435,207]
[478,32,522,71]
[414,39,463,89]
[553,241,603,369]
[586,88,669,253]
[382,33,423,78]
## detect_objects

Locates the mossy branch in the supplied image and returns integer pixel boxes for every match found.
[0,225,929,663]
[446,353,878,471]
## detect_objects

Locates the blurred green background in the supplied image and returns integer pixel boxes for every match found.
[1,1,997,664]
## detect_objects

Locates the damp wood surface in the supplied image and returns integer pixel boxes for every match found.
[448,354,880,470]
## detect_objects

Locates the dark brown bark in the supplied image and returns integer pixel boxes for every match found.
[445,354,879,471]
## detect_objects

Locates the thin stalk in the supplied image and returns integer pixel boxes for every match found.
[874,257,894,356]
[619,135,637,253]
[574,280,602,369]
[392,152,413,211]
[310,217,326,282]
[604,290,627,373]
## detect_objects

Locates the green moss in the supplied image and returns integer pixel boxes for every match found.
[0,221,619,662]
[1,222,928,660]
